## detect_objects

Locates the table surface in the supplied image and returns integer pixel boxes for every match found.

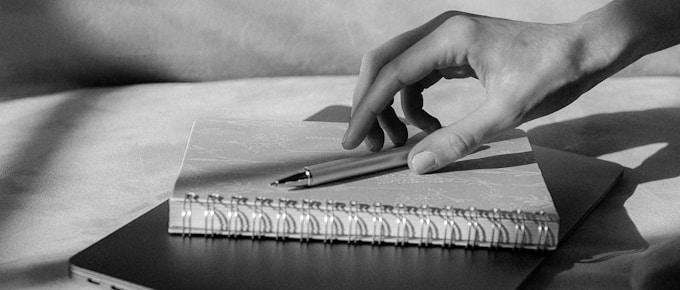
[1,76,679,289]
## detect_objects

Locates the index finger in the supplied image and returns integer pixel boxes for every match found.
[343,19,471,149]
[349,12,464,151]
[352,11,467,109]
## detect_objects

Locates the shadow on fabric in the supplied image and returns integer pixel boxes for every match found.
[307,105,676,286]
[524,108,680,286]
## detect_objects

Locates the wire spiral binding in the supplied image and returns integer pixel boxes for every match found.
[205,194,220,237]
[300,199,319,242]
[347,201,359,244]
[323,200,336,243]
[226,196,247,237]
[275,198,290,240]
[395,204,411,246]
[489,208,502,249]
[225,195,234,237]
[535,211,553,251]
[419,205,434,246]
[442,206,460,247]
[371,202,385,245]
[251,197,271,239]
[177,192,558,250]
[512,209,526,250]
[442,206,453,247]
[261,197,274,238]
[182,192,198,237]
[465,207,480,248]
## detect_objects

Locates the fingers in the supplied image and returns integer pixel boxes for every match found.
[363,105,408,152]
[408,100,518,174]
[378,106,408,148]
[352,11,463,107]
[401,72,442,133]
[363,121,384,152]
[343,18,472,150]
[347,12,465,150]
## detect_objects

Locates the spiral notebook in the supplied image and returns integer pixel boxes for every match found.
[168,119,559,250]
[71,145,624,290]
[71,109,623,289]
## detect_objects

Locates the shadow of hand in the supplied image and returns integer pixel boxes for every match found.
[525,108,680,286]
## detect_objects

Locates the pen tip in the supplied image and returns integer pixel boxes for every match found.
[269,182,279,187]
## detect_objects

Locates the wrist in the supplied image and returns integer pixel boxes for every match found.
[571,0,680,79]
[569,2,644,80]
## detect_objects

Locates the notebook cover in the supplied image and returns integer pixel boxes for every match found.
[69,145,622,290]
[168,119,559,248]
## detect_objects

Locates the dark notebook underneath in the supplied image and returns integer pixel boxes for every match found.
[70,145,622,290]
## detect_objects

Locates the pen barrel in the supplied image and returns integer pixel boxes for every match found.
[305,146,412,186]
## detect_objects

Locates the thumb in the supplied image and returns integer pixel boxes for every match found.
[407,101,517,174]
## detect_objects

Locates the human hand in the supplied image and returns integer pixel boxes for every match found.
[341,11,627,174]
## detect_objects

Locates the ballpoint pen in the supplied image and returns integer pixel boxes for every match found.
[270,144,414,187]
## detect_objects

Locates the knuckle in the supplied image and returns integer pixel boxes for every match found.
[360,50,380,72]
[379,61,405,87]
[428,15,479,61]
[438,10,462,21]
[443,130,475,159]
[357,102,382,119]
[439,15,478,39]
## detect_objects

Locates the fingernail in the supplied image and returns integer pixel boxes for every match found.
[411,151,438,174]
